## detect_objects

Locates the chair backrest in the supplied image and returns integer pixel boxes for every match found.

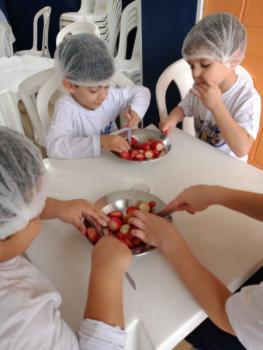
[18,67,55,146]
[156,59,193,121]
[56,20,100,46]
[32,6,51,57]
[0,90,24,134]
[79,0,96,13]
[116,1,139,60]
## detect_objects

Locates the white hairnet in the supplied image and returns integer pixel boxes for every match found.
[182,12,247,65]
[54,33,115,86]
[0,127,47,240]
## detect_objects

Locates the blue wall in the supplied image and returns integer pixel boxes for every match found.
[141,0,197,126]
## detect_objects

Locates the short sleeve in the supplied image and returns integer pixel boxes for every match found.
[226,282,263,350]
[78,319,127,350]
[178,92,195,117]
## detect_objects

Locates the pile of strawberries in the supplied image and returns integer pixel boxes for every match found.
[85,200,156,252]
[119,137,165,161]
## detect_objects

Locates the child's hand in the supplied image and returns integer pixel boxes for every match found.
[100,134,130,153]
[92,236,132,274]
[190,82,223,112]
[123,107,140,127]
[164,185,221,214]
[159,115,178,134]
[129,210,176,248]
[56,199,108,234]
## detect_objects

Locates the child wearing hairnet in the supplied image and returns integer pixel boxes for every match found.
[160,12,261,162]
[129,184,263,349]
[0,127,132,349]
[46,33,151,159]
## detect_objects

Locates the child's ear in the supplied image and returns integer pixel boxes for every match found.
[63,80,75,93]
[229,49,245,69]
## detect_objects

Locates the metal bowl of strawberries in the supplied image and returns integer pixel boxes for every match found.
[85,189,172,256]
[111,128,172,163]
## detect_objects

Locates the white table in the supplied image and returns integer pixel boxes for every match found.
[0,55,54,98]
[27,128,263,350]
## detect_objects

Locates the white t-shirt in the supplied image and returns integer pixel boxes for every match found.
[46,85,151,159]
[178,76,261,161]
[226,282,263,350]
[0,256,126,350]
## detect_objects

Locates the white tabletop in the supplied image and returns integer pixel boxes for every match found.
[0,55,54,96]
[27,128,263,350]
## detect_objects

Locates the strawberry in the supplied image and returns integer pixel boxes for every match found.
[120,151,131,160]
[108,217,123,232]
[123,214,131,223]
[148,200,157,208]
[120,224,131,234]
[86,227,100,243]
[152,149,160,157]
[144,150,154,159]
[131,136,138,146]
[130,149,139,158]
[138,201,151,213]
[154,141,164,152]
[126,206,137,216]
[123,238,133,248]
[108,210,123,219]
[135,153,145,161]
[142,142,151,151]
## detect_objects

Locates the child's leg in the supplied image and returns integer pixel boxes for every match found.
[186,267,263,349]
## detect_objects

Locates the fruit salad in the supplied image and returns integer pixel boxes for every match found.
[119,137,166,161]
[85,200,157,253]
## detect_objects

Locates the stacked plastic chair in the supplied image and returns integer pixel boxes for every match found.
[114,1,141,85]
[60,0,121,55]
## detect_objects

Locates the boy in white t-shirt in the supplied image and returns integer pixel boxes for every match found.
[0,126,131,350]
[46,33,151,159]
[159,12,261,161]
[129,185,263,350]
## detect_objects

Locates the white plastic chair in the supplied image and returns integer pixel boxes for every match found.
[0,90,24,134]
[16,6,51,58]
[36,71,135,142]
[156,59,254,136]
[60,0,121,56]
[115,1,141,85]
[56,21,100,46]
[156,58,195,135]
[18,68,55,146]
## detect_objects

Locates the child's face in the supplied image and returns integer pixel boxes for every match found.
[0,216,41,262]
[187,58,236,91]
[64,81,110,110]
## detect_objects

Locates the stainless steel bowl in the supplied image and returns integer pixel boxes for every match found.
[93,189,172,256]
[111,128,172,163]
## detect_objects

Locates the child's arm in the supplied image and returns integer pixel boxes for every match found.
[192,82,255,157]
[84,236,132,328]
[164,185,263,221]
[129,211,234,334]
[118,86,151,127]
[159,106,185,134]
[40,198,108,234]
